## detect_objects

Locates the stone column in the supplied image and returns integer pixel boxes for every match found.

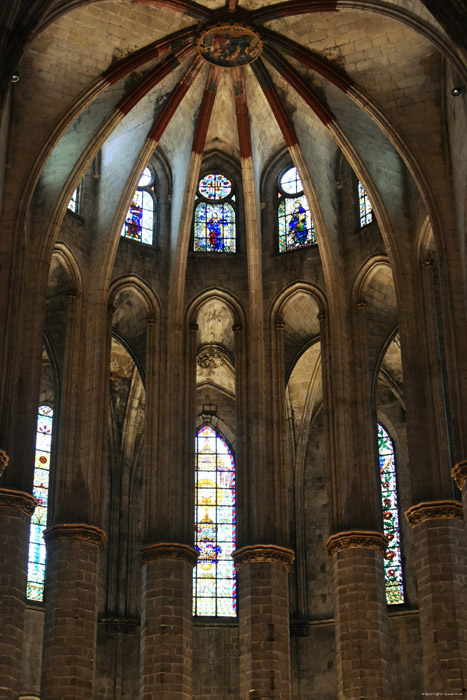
[40,524,107,700]
[452,459,467,516]
[139,543,198,699]
[233,545,294,700]
[405,501,467,696]
[326,531,390,700]
[0,487,37,700]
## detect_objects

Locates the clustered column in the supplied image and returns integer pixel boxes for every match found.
[139,543,198,699]
[40,524,107,700]
[405,500,467,696]
[325,531,390,700]
[0,484,37,700]
[233,544,294,700]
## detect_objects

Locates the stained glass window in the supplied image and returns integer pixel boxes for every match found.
[358,181,373,227]
[378,423,404,605]
[26,405,53,601]
[194,173,236,253]
[278,166,316,252]
[193,425,236,616]
[121,167,155,245]
[68,185,80,213]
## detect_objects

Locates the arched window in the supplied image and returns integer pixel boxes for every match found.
[121,167,155,245]
[193,425,236,616]
[27,405,53,601]
[193,173,236,253]
[358,181,373,227]
[68,185,81,213]
[378,423,404,604]
[278,166,316,252]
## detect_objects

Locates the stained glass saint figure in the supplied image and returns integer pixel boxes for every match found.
[278,166,316,252]
[194,174,236,253]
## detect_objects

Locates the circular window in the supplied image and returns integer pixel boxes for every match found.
[279,166,303,195]
[199,173,232,200]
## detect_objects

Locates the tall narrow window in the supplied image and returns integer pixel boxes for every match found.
[27,405,53,601]
[278,166,316,252]
[378,423,404,604]
[194,425,236,616]
[121,167,155,245]
[358,181,373,227]
[193,173,236,253]
[68,185,80,213]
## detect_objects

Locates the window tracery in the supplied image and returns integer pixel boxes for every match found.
[193,173,236,253]
[278,166,316,252]
[26,405,53,601]
[193,424,236,616]
[121,167,156,245]
[378,423,404,604]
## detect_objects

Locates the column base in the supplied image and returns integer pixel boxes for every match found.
[325,530,390,700]
[405,500,467,695]
[140,542,197,700]
[0,489,37,700]
[233,544,294,700]
[41,523,107,700]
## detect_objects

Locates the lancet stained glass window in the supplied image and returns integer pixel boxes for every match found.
[278,166,316,252]
[194,173,236,253]
[358,181,373,227]
[27,405,53,601]
[378,423,404,605]
[68,185,80,213]
[121,167,155,245]
[193,425,236,616]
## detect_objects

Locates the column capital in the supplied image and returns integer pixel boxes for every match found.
[405,500,463,527]
[452,460,467,491]
[43,523,107,548]
[0,449,9,477]
[325,530,387,557]
[140,542,198,567]
[232,544,295,570]
[0,487,37,516]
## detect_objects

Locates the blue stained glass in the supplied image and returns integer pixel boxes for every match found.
[358,181,373,227]
[193,425,236,616]
[27,406,53,601]
[378,423,404,605]
[194,202,236,253]
[278,196,316,252]
[121,169,155,245]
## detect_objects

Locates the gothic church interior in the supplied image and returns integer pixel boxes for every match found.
[0,0,466,698]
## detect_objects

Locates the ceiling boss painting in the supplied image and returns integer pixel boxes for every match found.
[196,23,263,67]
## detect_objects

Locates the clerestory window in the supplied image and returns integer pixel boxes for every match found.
[193,173,236,253]
[121,167,156,245]
[278,166,316,252]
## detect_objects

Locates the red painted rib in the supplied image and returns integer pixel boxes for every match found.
[251,60,298,148]
[131,0,211,20]
[263,47,334,125]
[261,28,352,92]
[192,67,221,154]
[103,26,197,85]
[231,68,252,160]
[119,45,195,115]
[148,57,204,142]
[253,0,337,23]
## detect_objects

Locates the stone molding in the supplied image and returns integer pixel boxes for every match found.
[0,449,9,477]
[405,500,463,527]
[325,530,387,557]
[452,460,467,491]
[140,542,198,567]
[43,523,108,548]
[232,544,295,570]
[0,487,37,516]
